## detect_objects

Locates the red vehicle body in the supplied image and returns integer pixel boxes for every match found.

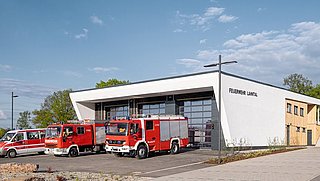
[45,120,107,157]
[105,115,189,159]
[0,129,46,158]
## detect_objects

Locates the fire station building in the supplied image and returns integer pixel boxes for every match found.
[69,71,320,149]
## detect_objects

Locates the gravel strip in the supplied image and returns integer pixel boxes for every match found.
[0,171,151,181]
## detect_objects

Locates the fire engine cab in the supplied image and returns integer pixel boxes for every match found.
[105,115,189,159]
[45,120,107,157]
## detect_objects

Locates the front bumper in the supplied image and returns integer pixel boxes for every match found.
[45,148,68,155]
[105,145,134,153]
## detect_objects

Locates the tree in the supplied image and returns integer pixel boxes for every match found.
[0,128,7,138]
[307,84,320,99]
[96,78,129,88]
[16,111,32,129]
[283,73,313,94]
[32,89,77,128]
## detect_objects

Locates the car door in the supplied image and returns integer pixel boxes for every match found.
[144,120,160,151]
[26,131,42,153]
[12,132,26,154]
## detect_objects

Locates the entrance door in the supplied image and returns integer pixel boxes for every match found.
[307,130,312,146]
[286,125,290,146]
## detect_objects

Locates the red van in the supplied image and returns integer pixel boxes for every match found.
[0,128,46,158]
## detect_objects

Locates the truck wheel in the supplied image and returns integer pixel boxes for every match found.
[69,147,78,157]
[137,145,148,159]
[7,149,17,158]
[129,150,136,158]
[170,142,179,154]
[38,151,45,155]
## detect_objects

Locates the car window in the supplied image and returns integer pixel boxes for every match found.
[27,131,39,140]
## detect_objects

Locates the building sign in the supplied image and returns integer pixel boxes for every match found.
[229,88,258,97]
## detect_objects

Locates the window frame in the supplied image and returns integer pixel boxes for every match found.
[77,126,85,135]
[294,105,298,115]
[300,107,304,117]
[287,103,292,113]
[146,121,154,130]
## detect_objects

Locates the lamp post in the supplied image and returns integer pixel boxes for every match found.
[204,55,237,164]
[11,92,18,130]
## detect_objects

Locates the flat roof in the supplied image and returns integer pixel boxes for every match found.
[72,70,291,94]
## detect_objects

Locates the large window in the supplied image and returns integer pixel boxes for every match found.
[105,105,129,120]
[179,99,213,148]
[139,103,165,115]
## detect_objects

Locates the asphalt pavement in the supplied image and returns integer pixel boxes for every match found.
[154,147,320,181]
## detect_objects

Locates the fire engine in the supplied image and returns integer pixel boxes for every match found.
[0,128,46,158]
[44,120,107,157]
[105,115,189,159]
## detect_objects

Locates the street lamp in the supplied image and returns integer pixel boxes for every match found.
[204,55,237,164]
[11,92,18,130]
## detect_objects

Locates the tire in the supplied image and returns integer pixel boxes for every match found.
[170,142,179,154]
[7,149,17,158]
[38,151,45,155]
[129,150,136,158]
[69,147,78,157]
[136,144,148,159]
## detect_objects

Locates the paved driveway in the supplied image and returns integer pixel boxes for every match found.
[0,149,213,178]
[154,147,320,181]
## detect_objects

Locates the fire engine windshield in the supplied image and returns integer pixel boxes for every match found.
[0,132,15,142]
[106,123,128,136]
[46,126,61,138]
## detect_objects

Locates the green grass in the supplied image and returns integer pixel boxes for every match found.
[205,147,305,164]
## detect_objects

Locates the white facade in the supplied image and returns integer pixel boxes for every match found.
[70,71,320,147]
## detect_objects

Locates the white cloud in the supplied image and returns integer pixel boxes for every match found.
[200,39,207,44]
[89,67,119,73]
[204,7,224,16]
[173,29,185,33]
[0,110,7,120]
[218,15,238,23]
[176,21,320,86]
[0,64,12,72]
[62,70,82,78]
[175,7,237,31]
[75,28,88,39]
[257,8,266,12]
[0,78,55,99]
[90,16,103,25]
[176,59,203,71]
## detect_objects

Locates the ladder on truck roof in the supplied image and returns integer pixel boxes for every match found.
[133,114,186,120]
[67,120,108,124]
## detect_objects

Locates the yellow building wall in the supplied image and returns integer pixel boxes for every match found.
[307,105,320,145]
[285,100,308,146]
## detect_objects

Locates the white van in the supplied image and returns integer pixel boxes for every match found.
[0,128,46,158]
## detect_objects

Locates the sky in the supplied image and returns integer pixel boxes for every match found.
[1,0,320,128]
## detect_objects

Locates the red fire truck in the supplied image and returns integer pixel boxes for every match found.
[0,128,46,158]
[44,120,107,157]
[105,115,189,159]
